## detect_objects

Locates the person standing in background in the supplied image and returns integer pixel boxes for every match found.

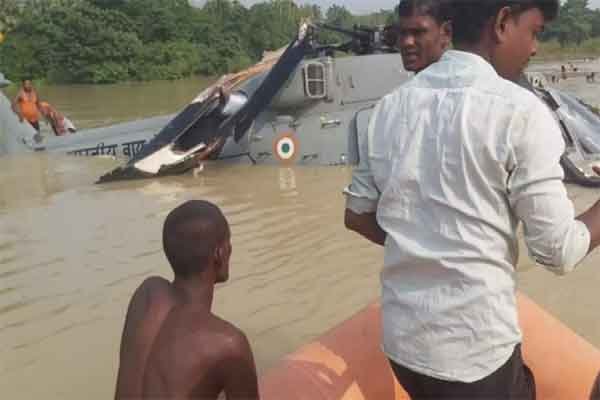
[12,78,41,133]
[396,0,452,74]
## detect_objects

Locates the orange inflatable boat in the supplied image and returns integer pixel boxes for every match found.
[260,293,600,399]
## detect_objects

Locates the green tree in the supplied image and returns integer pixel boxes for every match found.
[0,0,20,35]
[545,0,595,46]
[0,0,411,84]
[591,9,600,38]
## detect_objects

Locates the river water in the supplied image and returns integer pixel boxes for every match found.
[1,70,600,399]
[1,76,214,130]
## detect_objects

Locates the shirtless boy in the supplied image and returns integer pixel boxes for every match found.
[115,200,259,400]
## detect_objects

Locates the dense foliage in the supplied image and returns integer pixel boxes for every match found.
[0,0,598,84]
[0,0,389,83]
[542,0,600,46]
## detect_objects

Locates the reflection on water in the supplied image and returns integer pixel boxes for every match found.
[1,70,600,399]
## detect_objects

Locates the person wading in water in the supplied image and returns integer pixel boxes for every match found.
[12,78,42,135]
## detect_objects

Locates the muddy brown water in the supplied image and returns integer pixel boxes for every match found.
[1,70,600,399]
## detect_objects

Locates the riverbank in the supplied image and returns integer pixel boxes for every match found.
[535,39,600,61]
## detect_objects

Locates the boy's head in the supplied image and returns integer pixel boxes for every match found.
[397,0,453,72]
[163,200,231,283]
[451,0,559,81]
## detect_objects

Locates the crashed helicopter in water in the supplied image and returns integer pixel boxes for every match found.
[2,22,397,177]
[98,21,600,186]
[96,21,407,183]
[2,22,600,187]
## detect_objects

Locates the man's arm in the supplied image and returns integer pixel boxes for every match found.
[576,197,600,254]
[343,102,384,245]
[34,90,41,108]
[508,103,592,275]
[115,277,172,400]
[345,209,385,246]
[581,165,600,253]
[115,283,150,400]
[221,332,259,400]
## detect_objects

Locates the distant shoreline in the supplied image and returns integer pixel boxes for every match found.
[1,48,597,89]
[535,39,600,62]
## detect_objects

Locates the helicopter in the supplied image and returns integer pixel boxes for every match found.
[95,21,408,183]
[2,21,600,187]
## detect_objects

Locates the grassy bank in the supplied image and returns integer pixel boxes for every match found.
[535,38,600,61]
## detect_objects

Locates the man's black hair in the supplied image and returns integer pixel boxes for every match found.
[398,0,453,25]
[163,200,229,279]
[451,0,559,45]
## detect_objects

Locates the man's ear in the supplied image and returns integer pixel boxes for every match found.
[441,20,453,49]
[215,246,223,262]
[493,6,514,44]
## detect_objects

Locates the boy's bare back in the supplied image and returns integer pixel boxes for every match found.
[115,201,258,400]
[115,277,176,399]
[142,300,257,399]
[115,277,258,400]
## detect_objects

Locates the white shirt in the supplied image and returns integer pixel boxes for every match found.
[344,50,590,382]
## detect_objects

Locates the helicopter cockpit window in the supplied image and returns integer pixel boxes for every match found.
[303,62,327,99]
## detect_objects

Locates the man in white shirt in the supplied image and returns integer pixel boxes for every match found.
[344,0,600,398]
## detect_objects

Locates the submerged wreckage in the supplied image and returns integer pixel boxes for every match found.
[1,22,600,186]
[96,22,404,183]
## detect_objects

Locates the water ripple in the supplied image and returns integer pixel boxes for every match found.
[12,316,102,351]
[0,257,65,279]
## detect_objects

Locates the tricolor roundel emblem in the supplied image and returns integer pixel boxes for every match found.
[273,133,298,163]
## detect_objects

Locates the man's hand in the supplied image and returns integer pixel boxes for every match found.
[344,209,386,246]
[576,165,600,254]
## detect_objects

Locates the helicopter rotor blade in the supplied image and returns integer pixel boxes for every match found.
[219,23,312,142]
